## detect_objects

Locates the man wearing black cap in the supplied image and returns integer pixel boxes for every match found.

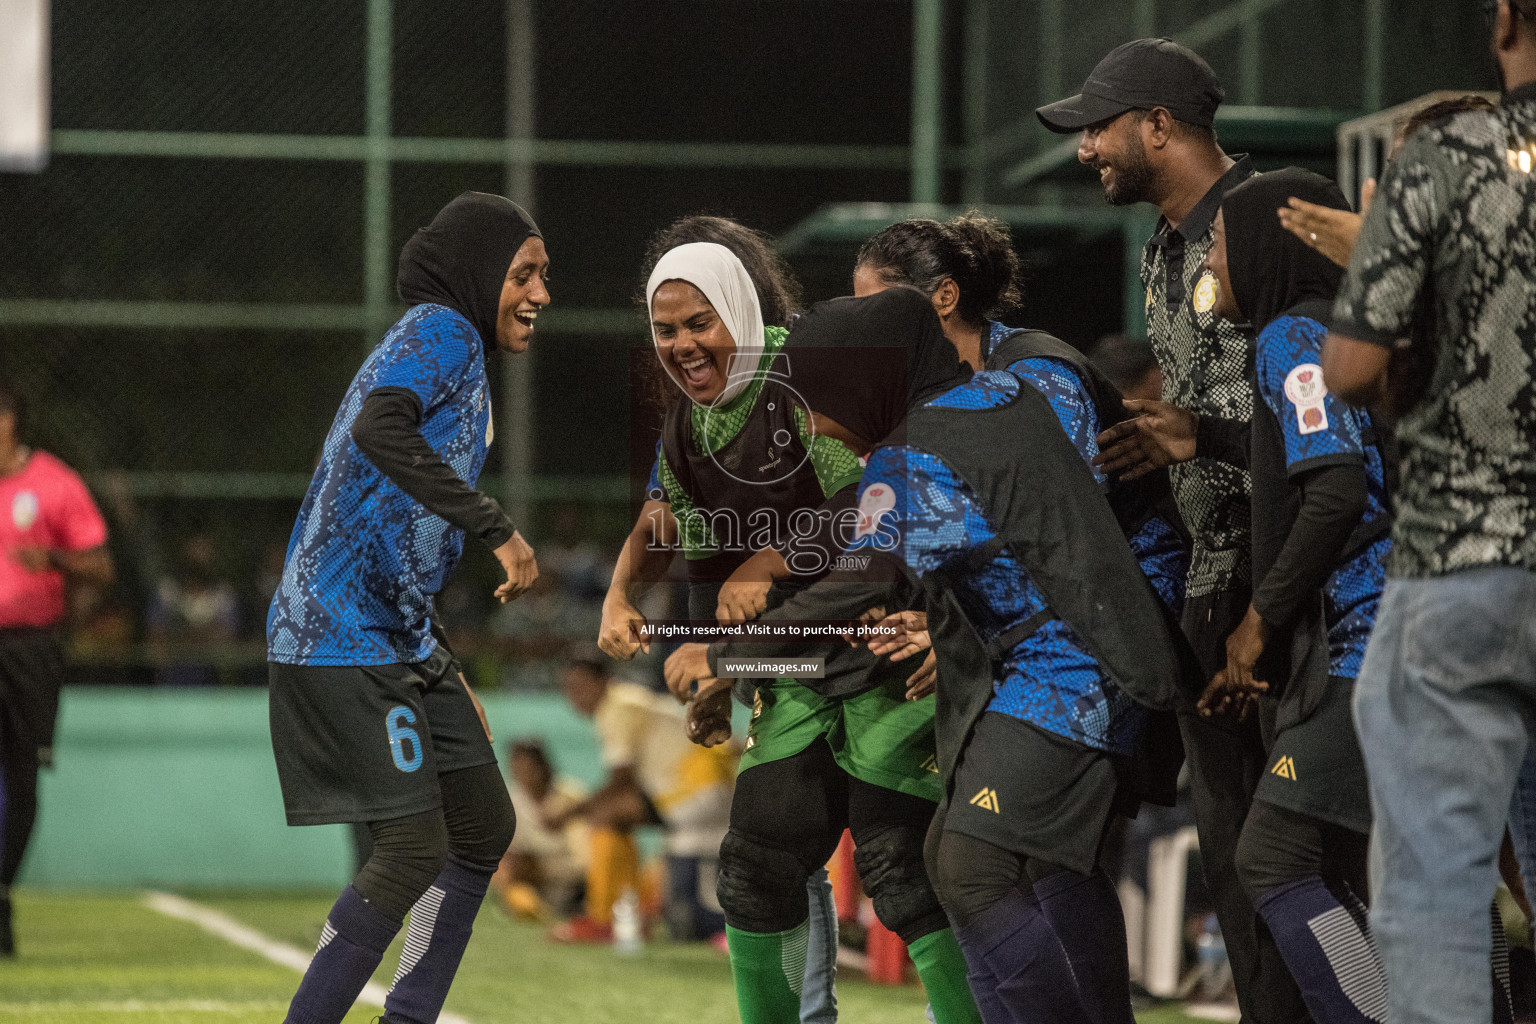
[1040,40,1309,1024]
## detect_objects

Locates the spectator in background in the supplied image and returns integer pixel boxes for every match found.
[552,652,733,945]
[492,740,589,922]
[0,379,113,955]
[1322,5,1536,1021]
[1087,333,1164,402]
[147,533,240,687]
[542,503,612,603]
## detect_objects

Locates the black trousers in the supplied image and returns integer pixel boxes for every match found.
[1179,588,1310,1024]
[723,737,948,942]
[0,628,64,888]
[1235,801,1369,906]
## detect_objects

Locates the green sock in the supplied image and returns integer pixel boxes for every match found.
[726,922,809,1024]
[908,927,983,1024]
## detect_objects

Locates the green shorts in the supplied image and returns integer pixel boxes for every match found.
[739,675,942,803]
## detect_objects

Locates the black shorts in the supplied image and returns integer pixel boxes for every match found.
[944,711,1137,875]
[268,645,497,826]
[0,628,65,769]
[1254,675,1370,835]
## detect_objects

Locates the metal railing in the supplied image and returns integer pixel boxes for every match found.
[1335,90,1501,207]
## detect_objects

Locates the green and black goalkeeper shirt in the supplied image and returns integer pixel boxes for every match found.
[646,326,864,584]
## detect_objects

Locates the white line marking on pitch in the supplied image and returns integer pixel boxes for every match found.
[143,891,475,1024]
[0,1001,290,1013]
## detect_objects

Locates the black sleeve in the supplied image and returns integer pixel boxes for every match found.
[351,387,516,550]
[1250,462,1369,631]
[1195,414,1251,469]
[706,550,913,681]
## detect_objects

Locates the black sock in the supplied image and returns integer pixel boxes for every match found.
[283,886,401,1024]
[1034,869,1135,1024]
[952,887,1091,1024]
[1256,875,1387,1024]
[383,857,493,1024]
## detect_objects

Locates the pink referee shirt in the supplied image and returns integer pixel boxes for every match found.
[0,451,108,629]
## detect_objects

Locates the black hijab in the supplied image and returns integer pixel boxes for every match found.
[783,288,970,446]
[1221,167,1349,333]
[396,191,542,354]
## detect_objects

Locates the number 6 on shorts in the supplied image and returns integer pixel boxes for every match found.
[386,705,424,772]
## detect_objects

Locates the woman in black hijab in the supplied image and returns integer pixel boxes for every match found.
[679,286,1188,1024]
[267,190,548,1024]
[397,190,545,356]
[658,285,988,1024]
[1200,168,1392,1024]
[780,287,970,450]
[351,192,549,559]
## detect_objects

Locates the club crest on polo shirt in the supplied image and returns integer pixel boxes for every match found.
[1284,363,1329,435]
[854,483,896,539]
[11,490,39,531]
[1192,272,1219,314]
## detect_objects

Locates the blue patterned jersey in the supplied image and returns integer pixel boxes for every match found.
[1256,314,1389,677]
[849,365,1185,754]
[268,304,495,666]
[1006,355,1189,613]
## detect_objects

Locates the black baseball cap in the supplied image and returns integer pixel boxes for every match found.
[1036,38,1225,133]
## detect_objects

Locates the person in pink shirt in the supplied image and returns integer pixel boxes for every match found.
[0,381,112,956]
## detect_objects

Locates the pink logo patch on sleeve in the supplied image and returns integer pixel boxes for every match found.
[1284,363,1330,435]
[854,484,896,539]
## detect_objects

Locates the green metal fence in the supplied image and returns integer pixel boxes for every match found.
[0,0,1496,679]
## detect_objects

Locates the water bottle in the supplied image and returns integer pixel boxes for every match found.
[613,887,643,956]
[1195,912,1228,1000]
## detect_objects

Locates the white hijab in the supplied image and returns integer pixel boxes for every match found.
[646,242,766,407]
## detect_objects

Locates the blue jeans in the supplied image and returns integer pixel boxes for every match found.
[801,866,838,1024]
[1353,566,1536,1024]
[1506,749,1536,901]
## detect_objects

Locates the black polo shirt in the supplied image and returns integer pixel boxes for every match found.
[1141,155,1257,598]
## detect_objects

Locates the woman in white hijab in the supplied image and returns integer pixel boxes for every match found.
[647,240,769,409]
[609,224,980,1024]
[593,219,843,1024]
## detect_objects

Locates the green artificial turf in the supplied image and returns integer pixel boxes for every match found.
[4,889,1212,1023]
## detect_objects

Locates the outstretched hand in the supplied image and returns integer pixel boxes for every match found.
[1093,400,1198,480]
[859,609,934,700]
[866,609,929,662]
[1276,185,1370,270]
[1197,605,1272,720]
